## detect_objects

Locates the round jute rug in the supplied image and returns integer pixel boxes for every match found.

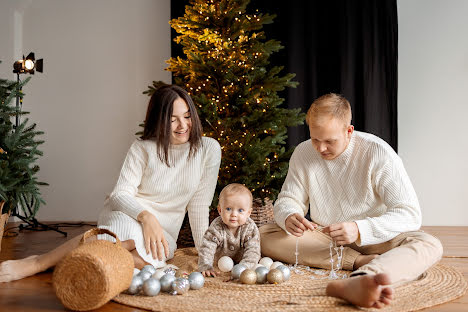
[113,248,467,312]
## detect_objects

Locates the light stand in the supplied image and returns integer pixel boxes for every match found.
[12,53,67,236]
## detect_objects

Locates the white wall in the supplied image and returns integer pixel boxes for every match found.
[398,0,468,225]
[0,0,171,221]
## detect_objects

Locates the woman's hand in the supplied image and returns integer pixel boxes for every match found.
[137,210,169,261]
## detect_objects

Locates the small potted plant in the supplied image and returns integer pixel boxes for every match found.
[0,62,46,251]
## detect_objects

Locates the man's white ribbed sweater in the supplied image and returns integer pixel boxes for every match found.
[274,131,421,246]
[98,137,221,266]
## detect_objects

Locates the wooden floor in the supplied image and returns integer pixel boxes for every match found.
[0,224,467,312]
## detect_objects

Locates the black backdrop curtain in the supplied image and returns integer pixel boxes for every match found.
[171,0,398,151]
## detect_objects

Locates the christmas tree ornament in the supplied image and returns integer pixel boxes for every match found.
[160,274,176,292]
[218,256,234,272]
[259,257,273,269]
[141,264,156,275]
[138,270,153,281]
[254,263,264,270]
[142,278,161,296]
[276,265,291,281]
[231,263,247,280]
[175,270,189,278]
[267,269,284,284]
[255,266,269,284]
[188,272,205,290]
[127,275,144,295]
[270,261,283,270]
[239,269,257,285]
[152,269,166,280]
[133,268,140,276]
[171,278,190,295]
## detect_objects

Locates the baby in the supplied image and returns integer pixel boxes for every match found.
[198,183,261,277]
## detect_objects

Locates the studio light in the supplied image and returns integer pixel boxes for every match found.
[13,52,44,75]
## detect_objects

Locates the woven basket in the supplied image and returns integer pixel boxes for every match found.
[53,228,134,311]
[0,201,9,253]
[250,198,275,227]
[177,198,275,248]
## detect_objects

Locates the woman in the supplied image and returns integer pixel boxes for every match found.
[0,84,221,282]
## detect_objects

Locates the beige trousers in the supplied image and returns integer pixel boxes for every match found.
[259,223,443,285]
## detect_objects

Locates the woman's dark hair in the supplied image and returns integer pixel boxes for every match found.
[141,84,203,166]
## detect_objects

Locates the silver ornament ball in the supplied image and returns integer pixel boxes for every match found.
[160,274,176,292]
[188,272,205,290]
[138,270,153,282]
[142,278,161,296]
[255,266,269,284]
[127,275,144,295]
[231,263,247,280]
[141,264,157,275]
[276,265,291,281]
[172,277,190,295]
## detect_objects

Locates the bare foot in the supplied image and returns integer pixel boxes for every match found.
[353,254,378,270]
[0,255,42,282]
[326,273,393,308]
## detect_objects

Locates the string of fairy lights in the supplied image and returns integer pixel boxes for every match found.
[168,0,298,197]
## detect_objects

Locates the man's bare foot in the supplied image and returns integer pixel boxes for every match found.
[326,273,393,308]
[0,255,42,282]
[353,254,378,270]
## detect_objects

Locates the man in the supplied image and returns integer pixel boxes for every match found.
[260,93,443,308]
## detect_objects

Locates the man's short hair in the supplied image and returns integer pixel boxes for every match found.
[219,183,253,208]
[306,93,352,127]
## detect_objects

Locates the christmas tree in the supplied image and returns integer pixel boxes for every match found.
[146,0,305,202]
[0,61,46,217]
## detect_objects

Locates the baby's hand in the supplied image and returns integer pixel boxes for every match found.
[202,270,218,277]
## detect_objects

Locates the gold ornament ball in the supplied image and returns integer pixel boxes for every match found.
[175,270,189,278]
[239,269,257,285]
[267,269,284,284]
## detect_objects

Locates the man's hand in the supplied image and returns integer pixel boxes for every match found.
[137,210,170,261]
[285,213,317,237]
[323,222,359,245]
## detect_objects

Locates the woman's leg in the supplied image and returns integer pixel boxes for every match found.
[0,233,84,283]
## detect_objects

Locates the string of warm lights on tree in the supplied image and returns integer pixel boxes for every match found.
[146,0,305,202]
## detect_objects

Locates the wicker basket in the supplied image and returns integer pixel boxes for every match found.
[53,228,134,311]
[250,198,276,227]
[176,198,275,248]
[0,201,9,253]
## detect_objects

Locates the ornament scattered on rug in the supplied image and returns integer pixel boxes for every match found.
[270,261,283,270]
[276,265,291,281]
[152,269,166,280]
[259,257,273,269]
[218,256,234,272]
[142,278,161,296]
[175,270,189,278]
[239,269,257,285]
[255,266,269,284]
[127,275,144,295]
[188,272,205,290]
[141,264,157,275]
[171,277,190,295]
[231,263,247,279]
[267,269,284,284]
[159,274,176,292]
